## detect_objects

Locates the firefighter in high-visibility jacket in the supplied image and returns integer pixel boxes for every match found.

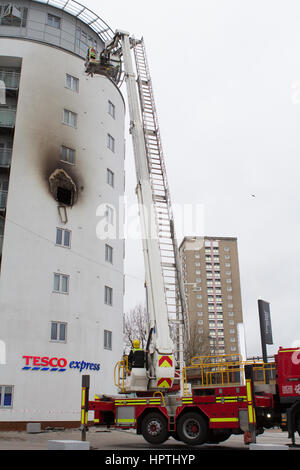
[87,46,97,62]
[128,339,145,370]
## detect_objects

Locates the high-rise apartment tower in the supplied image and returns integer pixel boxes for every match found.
[179,236,244,358]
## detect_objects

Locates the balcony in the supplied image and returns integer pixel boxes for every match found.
[0,148,12,167]
[0,190,7,210]
[0,108,16,128]
[0,70,20,90]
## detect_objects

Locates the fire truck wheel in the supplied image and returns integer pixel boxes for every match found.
[206,430,231,443]
[177,412,208,446]
[141,412,169,445]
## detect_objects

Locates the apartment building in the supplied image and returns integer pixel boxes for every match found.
[179,236,244,357]
[0,0,125,428]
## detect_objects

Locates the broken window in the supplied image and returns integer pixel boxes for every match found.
[49,169,77,207]
[57,186,72,205]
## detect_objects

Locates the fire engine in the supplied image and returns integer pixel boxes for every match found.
[82,31,300,446]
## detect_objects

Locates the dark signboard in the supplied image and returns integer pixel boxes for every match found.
[258,299,273,345]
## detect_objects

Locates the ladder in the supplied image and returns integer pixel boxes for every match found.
[131,38,189,364]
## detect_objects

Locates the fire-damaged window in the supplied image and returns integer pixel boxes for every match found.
[0,5,28,27]
[49,169,77,206]
[61,145,75,164]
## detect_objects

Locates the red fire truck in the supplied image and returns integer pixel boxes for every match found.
[83,347,300,446]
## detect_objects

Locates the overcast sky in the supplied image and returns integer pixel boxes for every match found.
[85,0,300,357]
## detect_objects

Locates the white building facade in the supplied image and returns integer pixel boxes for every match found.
[0,0,125,428]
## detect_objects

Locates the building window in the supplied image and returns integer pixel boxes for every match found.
[61,145,75,164]
[105,244,113,264]
[63,109,77,128]
[107,168,114,187]
[104,330,112,350]
[53,273,69,294]
[66,74,79,92]
[56,228,71,248]
[51,321,67,342]
[108,100,115,118]
[104,286,113,306]
[105,205,114,225]
[0,5,27,26]
[47,13,61,29]
[107,133,115,152]
[0,385,13,408]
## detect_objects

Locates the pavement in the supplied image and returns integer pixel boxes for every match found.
[0,427,299,451]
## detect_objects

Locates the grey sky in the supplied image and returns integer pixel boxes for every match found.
[85,0,300,357]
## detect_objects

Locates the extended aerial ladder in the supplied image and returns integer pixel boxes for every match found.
[85,31,189,395]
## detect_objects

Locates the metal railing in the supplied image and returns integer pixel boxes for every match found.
[0,109,16,128]
[33,0,114,42]
[114,356,129,393]
[0,190,7,210]
[0,148,12,167]
[183,354,276,395]
[0,70,20,90]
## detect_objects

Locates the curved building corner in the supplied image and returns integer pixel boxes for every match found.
[0,0,125,429]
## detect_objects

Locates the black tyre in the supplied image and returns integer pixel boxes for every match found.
[206,430,231,443]
[141,412,169,445]
[177,412,208,446]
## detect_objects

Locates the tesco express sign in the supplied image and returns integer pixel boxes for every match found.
[22,356,100,373]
